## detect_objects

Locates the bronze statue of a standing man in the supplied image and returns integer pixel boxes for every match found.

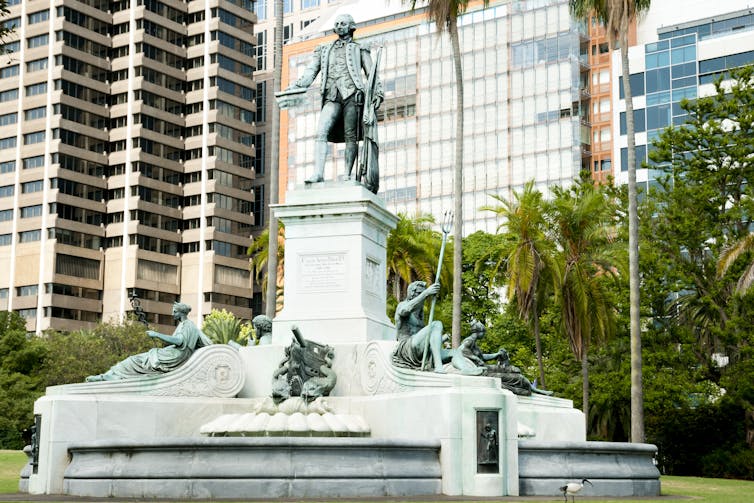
[288,14,383,191]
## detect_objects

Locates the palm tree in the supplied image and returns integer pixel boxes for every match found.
[569,0,651,443]
[718,233,754,294]
[549,178,625,433]
[481,180,553,387]
[405,0,488,348]
[387,213,450,301]
[265,0,284,318]
[249,224,285,312]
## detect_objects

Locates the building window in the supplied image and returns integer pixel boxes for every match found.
[0,234,10,246]
[619,109,646,135]
[0,161,14,173]
[255,0,266,20]
[17,308,37,318]
[21,205,43,218]
[0,185,13,198]
[28,10,50,24]
[19,230,41,243]
[22,180,43,193]
[256,31,267,71]
[28,34,49,48]
[23,156,44,169]
[254,133,265,175]
[25,107,46,121]
[26,58,48,72]
[17,285,38,296]
[24,131,46,145]
[0,89,18,102]
[55,254,100,279]
[301,0,320,9]
[0,136,16,149]
[26,82,48,96]
[255,81,266,123]
[0,65,18,78]
[253,185,265,228]
[0,112,17,126]
[284,0,293,14]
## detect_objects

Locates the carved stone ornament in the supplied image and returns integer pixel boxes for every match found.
[45,345,245,398]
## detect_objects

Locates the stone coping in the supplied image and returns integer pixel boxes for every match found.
[519,440,659,454]
[67,436,442,450]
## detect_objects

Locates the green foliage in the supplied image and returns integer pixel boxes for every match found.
[248,223,285,310]
[387,213,450,302]
[202,309,248,345]
[40,317,155,386]
[646,65,754,361]
[0,316,159,448]
[0,313,46,449]
[0,0,15,56]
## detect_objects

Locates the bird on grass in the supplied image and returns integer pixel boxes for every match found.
[559,478,593,502]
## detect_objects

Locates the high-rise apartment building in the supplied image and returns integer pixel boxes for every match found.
[281,0,592,234]
[0,0,257,333]
[613,0,754,186]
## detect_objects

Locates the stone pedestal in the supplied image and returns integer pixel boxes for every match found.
[271,182,398,345]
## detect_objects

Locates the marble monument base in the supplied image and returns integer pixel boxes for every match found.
[271,182,398,345]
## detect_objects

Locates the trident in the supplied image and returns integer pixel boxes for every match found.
[421,211,454,370]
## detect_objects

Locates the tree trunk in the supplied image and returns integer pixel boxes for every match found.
[623,27,645,444]
[449,17,463,349]
[265,0,284,318]
[582,342,589,437]
[533,295,546,387]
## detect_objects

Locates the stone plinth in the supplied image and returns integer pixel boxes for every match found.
[271,182,398,345]
[518,440,661,497]
[62,438,442,499]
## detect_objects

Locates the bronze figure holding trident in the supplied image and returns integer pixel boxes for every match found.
[391,212,454,373]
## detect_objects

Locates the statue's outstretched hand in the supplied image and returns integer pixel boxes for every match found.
[147,330,159,338]
[426,282,441,297]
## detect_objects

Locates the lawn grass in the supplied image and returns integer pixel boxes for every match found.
[1,448,754,501]
[661,475,754,502]
[0,450,25,494]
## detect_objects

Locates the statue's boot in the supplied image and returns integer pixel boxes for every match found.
[344,141,358,180]
[305,140,327,184]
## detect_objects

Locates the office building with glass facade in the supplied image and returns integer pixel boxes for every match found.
[613,0,754,188]
[0,0,257,333]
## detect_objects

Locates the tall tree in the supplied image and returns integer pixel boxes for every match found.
[481,180,553,387]
[266,0,284,317]
[648,65,754,360]
[405,0,488,348]
[570,0,651,443]
[549,176,626,431]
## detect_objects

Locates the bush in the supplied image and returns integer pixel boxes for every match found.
[701,448,754,480]
[648,398,749,477]
[0,312,46,449]
[41,317,155,386]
